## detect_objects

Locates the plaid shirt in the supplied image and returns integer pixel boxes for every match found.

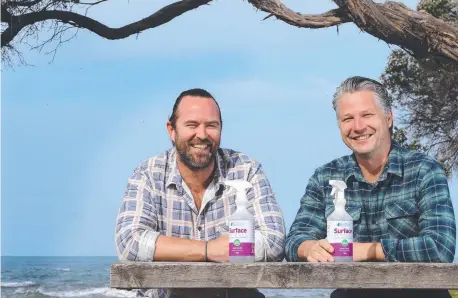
[115,147,286,297]
[285,141,456,263]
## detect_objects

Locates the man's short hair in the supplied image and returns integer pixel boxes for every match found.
[169,88,222,128]
[332,76,393,134]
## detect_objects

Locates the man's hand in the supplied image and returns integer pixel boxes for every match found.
[353,242,385,262]
[207,235,229,262]
[299,239,335,262]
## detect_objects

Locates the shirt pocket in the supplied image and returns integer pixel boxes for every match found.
[385,199,419,238]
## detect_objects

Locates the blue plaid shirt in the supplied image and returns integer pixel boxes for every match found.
[115,147,286,297]
[285,141,456,263]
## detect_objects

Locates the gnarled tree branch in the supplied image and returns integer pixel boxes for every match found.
[1,0,458,65]
[248,0,458,64]
[247,0,351,28]
[1,0,212,47]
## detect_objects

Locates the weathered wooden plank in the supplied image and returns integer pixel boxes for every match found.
[110,262,458,289]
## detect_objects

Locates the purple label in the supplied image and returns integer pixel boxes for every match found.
[229,243,254,257]
[331,243,353,257]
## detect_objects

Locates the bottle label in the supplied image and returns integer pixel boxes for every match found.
[327,220,353,258]
[229,220,254,257]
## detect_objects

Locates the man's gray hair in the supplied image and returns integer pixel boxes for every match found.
[332,76,392,116]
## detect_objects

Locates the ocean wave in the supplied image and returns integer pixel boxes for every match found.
[56,268,71,271]
[9,287,332,298]
[13,286,136,297]
[1,281,37,288]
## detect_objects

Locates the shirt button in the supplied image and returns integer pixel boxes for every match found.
[372,220,377,224]
[197,226,202,231]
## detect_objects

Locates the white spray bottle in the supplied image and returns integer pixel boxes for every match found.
[327,180,353,262]
[225,180,255,263]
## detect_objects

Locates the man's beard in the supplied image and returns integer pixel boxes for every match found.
[175,137,218,170]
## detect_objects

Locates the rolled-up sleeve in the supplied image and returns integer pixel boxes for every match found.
[381,162,456,263]
[285,171,327,262]
[115,161,160,262]
[247,163,286,262]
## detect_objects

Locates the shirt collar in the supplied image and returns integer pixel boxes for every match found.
[383,140,403,178]
[345,156,364,182]
[165,148,181,188]
[344,140,404,183]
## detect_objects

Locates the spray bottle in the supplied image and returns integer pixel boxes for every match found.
[225,180,255,263]
[327,180,353,262]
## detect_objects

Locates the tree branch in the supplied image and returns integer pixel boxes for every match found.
[2,0,458,65]
[247,0,350,28]
[248,0,458,64]
[1,0,212,47]
[78,0,107,6]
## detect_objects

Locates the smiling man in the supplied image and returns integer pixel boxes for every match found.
[115,88,285,298]
[285,77,456,298]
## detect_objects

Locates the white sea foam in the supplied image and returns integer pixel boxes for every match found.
[57,267,71,271]
[103,289,138,298]
[8,284,332,298]
[13,287,41,295]
[1,281,37,288]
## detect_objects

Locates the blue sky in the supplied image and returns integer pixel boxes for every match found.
[2,0,457,256]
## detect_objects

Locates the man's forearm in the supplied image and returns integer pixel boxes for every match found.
[381,235,455,263]
[154,235,206,261]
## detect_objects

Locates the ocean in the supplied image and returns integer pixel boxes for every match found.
[0,256,333,298]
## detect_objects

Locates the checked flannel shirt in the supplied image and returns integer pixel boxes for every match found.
[285,141,456,263]
[115,147,286,298]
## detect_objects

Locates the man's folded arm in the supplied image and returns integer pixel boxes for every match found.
[248,163,287,262]
[381,163,456,263]
[115,162,160,261]
[115,162,206,262]
[285,171,327,262]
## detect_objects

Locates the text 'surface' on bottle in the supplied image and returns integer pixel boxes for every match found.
[229,220,254,257]
[327,220,353,258]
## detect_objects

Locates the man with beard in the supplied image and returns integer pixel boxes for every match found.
[285,76,455,298]
[115,88,286,298]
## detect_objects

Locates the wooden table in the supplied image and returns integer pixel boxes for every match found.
[110,262,458,290]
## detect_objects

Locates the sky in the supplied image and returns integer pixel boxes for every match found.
[2,0,457,256]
